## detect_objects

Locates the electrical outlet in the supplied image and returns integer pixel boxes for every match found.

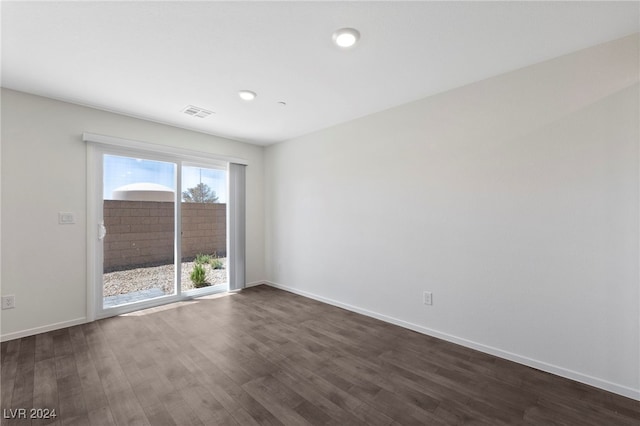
[423,291,433,306]
[1,295,16,310]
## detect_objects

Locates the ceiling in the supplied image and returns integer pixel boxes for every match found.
[2,1,638,145]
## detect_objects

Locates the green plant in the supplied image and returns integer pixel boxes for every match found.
[190,264,208,288]
[195,253,212,265]
[210,257,224,270]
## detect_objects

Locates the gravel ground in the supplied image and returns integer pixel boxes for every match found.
[103,259,227,297]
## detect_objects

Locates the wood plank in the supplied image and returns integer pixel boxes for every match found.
[0,340,21,411]
[9,336,36,416]
[241,375,312,426]
[86,407,116,426]
[35,333,55,363]
[32,358,59,426]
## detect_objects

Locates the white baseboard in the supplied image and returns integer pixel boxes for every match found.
[264,281,640,401]
[0,282,266,341]
[1,317,87,342]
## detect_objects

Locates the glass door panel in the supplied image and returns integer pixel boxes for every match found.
[181,165,228,293]
[102,154,177,308]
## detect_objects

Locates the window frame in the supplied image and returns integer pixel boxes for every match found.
[85,132,247,320]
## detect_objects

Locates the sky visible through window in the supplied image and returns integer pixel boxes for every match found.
[103,155,227,202]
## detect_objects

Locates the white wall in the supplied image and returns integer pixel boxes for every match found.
[265,34,640,399]
[0,89,265,338]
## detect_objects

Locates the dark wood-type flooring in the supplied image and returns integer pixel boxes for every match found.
[1,285,639,425]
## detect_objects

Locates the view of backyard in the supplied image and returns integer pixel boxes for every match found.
[103,257,227,308]
[102,155,228,308]
[103,257,228,297]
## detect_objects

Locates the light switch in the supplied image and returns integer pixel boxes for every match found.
[58,212,76,224]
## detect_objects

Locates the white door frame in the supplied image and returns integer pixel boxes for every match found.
[85,133,243,321]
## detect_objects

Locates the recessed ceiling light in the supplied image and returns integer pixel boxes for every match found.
[238,90,257,101]
[332,28,360,48]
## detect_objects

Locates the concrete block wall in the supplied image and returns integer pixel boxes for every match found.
[103,200,226,271]
[181,202,227,259]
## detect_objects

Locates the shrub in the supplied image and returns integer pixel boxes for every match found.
[195,253,212,265]
[190,264,208,288]
[210,258,224,270]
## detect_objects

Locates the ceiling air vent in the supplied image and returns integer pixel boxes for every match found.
[182,105,214,118]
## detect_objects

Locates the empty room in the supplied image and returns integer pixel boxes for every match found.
[1,1,639,425]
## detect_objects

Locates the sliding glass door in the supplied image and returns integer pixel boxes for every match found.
[90,145,230,318]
